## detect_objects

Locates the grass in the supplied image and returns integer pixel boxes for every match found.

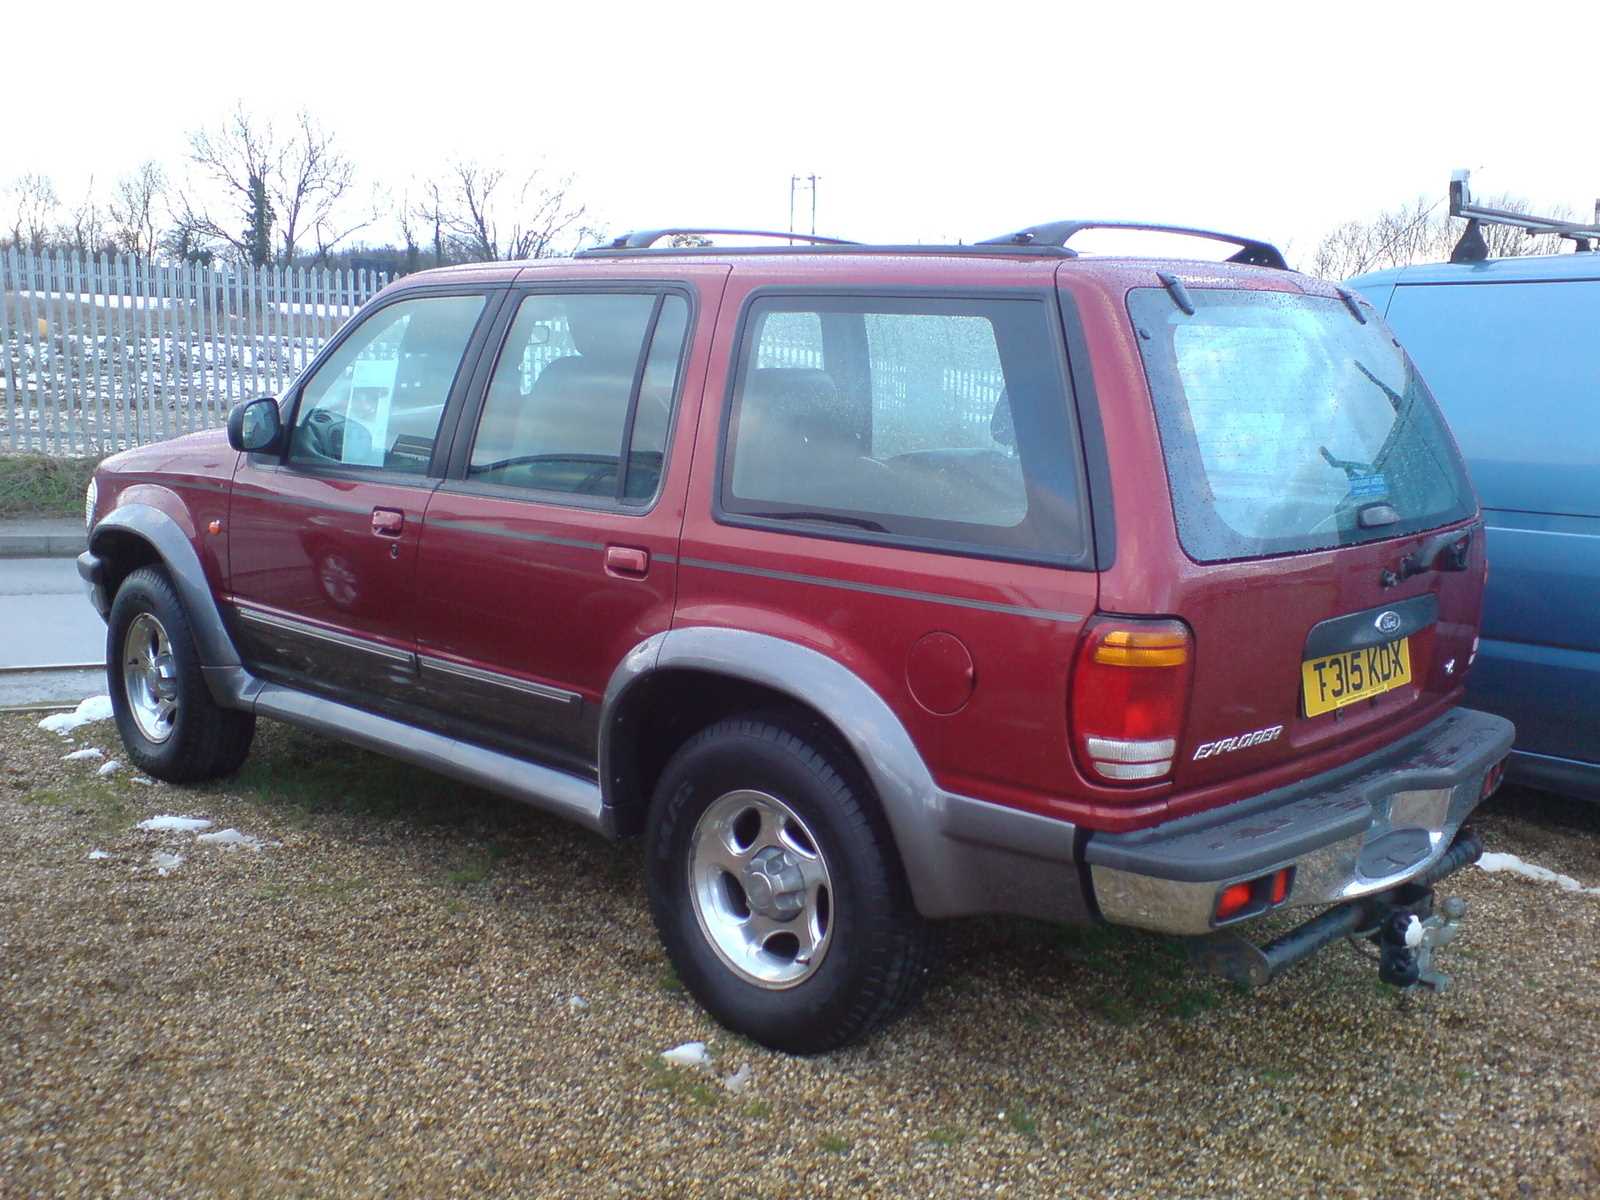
[0,452,101,518]
[925,1126,967,1147]
[819,1134,851,1154]
[643,1055,720,1109]
[22,773,135,838]
[1002,1100,1038,1141]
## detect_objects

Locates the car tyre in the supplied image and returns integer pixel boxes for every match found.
[107,565,255,782]
[646,714,939,1054]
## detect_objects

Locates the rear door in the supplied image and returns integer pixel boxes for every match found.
[1106,280,1484,801]
[408,268,727,772]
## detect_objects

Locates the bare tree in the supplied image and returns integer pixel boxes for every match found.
[1310,193,1575,279]
[110,161,167,260]
[425,162,589,262]
[3,173,62,252]
[184,103,365,265]
[63,177,112,257]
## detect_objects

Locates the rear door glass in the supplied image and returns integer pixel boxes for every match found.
[1128,288,1475,562]
[721,295,1087,563]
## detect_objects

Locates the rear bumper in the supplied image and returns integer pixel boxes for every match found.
[1083,707,1515,935]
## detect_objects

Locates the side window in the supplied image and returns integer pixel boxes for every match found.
[468,292,689,504]
[722,296,1087,561]
[290,294,485,474]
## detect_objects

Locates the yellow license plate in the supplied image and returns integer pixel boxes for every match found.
[1301,638,1412,717]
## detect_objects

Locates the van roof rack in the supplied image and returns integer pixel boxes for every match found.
[976,219,1289,270]
[1449,169,1600,263]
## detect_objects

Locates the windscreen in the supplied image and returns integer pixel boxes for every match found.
[1128,287,1476,562]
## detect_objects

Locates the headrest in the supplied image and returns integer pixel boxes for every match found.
[990,390,1015,449]
[741,367,863,455]
[566,295,652,363]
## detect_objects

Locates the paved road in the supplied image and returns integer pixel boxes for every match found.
[0,558,107,707]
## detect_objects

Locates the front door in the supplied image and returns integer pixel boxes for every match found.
[410,270,726,773]
[228,288,498,707]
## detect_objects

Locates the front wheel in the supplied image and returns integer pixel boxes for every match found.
[646,716,939,1054]
[107,565,255,782]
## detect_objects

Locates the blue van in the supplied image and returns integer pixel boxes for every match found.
[1351,249,1600,799]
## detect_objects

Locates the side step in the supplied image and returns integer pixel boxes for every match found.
[252,683,610,836]
[1191,828,1484,988]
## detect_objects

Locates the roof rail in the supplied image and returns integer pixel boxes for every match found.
[1448,169,1600,263]
[584,228,860,253]
[977,220,1288,270]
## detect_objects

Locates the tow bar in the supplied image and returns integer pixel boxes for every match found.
[1190,828,1483,991]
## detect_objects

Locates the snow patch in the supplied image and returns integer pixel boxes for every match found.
[660,1042,710,1068]
[63,748,104,762]
[96,759,121,778]
[137,815,213,833]
[567,995,589,1011]
[195,828,265,852]
[150,851,183,876]
[1478,852,1600,896]
[87,849,110,861]
[722,1063,754,1094]
[38,695,114,735]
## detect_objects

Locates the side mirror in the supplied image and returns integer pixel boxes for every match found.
[228,397,284,454]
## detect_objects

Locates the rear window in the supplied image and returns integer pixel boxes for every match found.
[720,295,1087,563]
[1128,287,1476,562]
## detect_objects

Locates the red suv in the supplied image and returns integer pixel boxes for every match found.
[79,222,1513,1052]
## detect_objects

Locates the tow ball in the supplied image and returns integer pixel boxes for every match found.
[1373,893,1469,993]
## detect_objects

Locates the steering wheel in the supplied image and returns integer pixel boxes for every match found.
[302,408,343,460]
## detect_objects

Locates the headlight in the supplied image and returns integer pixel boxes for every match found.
[85,477,98,530]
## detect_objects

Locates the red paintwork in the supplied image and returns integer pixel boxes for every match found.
[88,429,238,599]
[89,249,1487,838]
[227,463,431,654]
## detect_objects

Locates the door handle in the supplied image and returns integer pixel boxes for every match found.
[371,507,405,538]
[604,545,650,578]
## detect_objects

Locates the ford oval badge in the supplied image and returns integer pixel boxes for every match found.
[1375,610,1402,636]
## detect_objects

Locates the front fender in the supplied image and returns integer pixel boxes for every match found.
[88,501,247,701]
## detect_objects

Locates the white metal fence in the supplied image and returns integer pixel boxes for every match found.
[0,249,389,456]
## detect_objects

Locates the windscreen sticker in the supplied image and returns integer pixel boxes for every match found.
[1345,472,1390,501]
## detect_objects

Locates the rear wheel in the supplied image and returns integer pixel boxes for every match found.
[107,566,255,782]
[646,715,939,1054]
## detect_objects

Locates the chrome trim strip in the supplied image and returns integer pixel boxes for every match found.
[422,517,604,552]
[230,487,372,516]
[235,606,416,666]
[418,653,581,707]
[676,557,1083,624]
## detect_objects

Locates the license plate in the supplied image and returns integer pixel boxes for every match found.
[1301,637,1412,717]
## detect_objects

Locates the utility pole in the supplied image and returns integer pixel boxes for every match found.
[789,174,819,242]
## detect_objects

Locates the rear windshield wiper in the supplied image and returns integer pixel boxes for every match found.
[743,509,887,533]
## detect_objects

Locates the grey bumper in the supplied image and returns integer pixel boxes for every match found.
[1084,708,1515,936]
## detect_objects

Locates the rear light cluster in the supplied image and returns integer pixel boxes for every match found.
[1214,867,1293,925]
[1071,618,1194,785]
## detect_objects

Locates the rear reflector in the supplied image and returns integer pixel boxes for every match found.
[1072,618,1194,786]
[1481,758,1505,800]
[1213,867,1295,925]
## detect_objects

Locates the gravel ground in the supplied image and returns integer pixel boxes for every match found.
[2,711,1597,1199]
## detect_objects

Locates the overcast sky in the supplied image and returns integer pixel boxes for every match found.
[8,0,1596,267]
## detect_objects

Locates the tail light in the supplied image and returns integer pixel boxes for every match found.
[1071,618,1194,785]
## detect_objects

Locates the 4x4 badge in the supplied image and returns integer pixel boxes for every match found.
[1375,610,1402,635]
